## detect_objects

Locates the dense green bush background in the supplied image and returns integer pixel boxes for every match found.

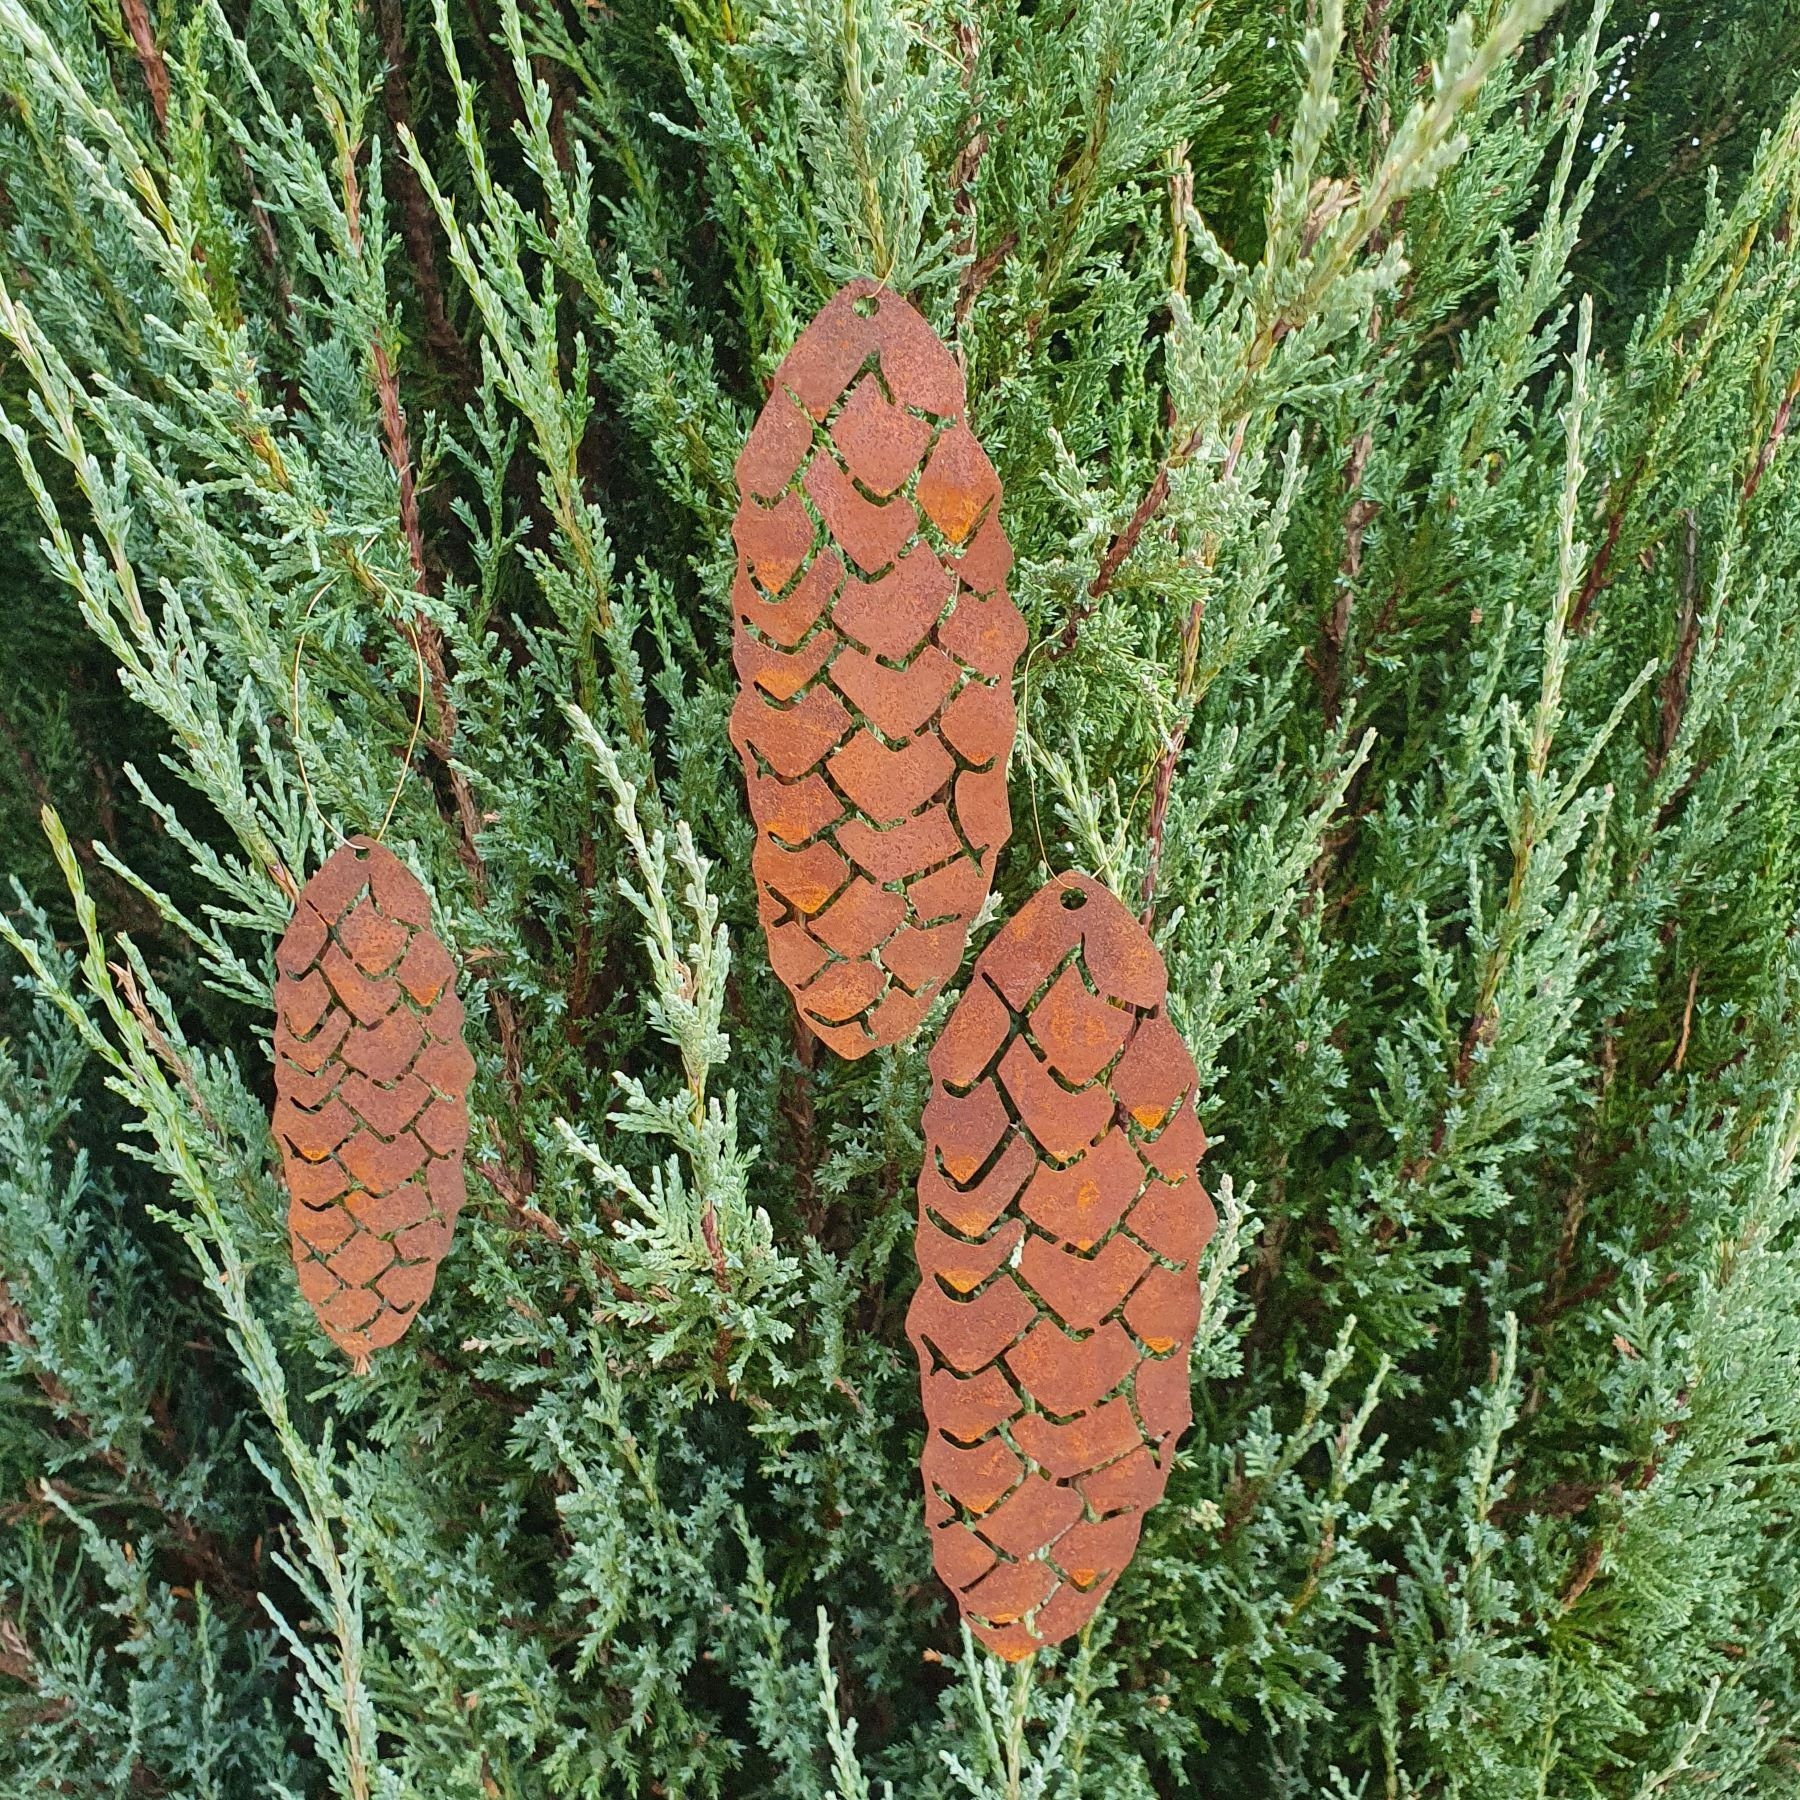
[5,0,1800,1793]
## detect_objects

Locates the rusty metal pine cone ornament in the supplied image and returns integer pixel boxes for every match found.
[730,278,1024,1058]
[907,872,1216,1657]
[272,837,473,1366]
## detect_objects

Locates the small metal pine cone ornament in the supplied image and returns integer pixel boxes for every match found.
[730,278,1024,1059]
[272,836,473,1367]
[908,872,1215,1658]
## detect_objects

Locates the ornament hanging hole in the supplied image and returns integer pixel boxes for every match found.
[852,294,880,317]
[1060,888,1088,911]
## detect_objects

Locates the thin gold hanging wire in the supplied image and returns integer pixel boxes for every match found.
[1014,139,1197,908]
[289,590,428,848]
[1017,632,1150,902]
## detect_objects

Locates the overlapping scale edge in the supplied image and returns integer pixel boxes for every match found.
[731,278,1024,1059]
[907,872,1215,1658]
[272,836,473,1367]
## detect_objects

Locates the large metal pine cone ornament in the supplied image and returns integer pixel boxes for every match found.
[908,872,1215,1658]
[730,278,1024,1059]
[272,837,473,1367]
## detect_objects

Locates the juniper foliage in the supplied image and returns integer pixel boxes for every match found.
[2,0,1800,1793]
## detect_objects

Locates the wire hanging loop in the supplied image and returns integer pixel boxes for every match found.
[1017,632,1141,900]
[288,591,429,849]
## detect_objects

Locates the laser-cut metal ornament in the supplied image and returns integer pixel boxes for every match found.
[731,278,1023,1059]
[907,871,1215,1658]
[273,836,473,1368]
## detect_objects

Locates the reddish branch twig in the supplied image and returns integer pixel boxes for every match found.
[1650,511,1701,783]
[1058,462,1173,660]
[1744,358,1800,502]
[119,0,169,131]
[1317,430,1377,728]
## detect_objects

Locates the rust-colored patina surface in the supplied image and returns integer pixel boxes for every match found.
[731,278,1022,1058]
[908,872,1214,1657]
[272,837,473,1365]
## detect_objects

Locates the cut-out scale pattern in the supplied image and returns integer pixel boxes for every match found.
[272,837,473,1366]
[731,278,1024,1059]
[908,872,1215,1657]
